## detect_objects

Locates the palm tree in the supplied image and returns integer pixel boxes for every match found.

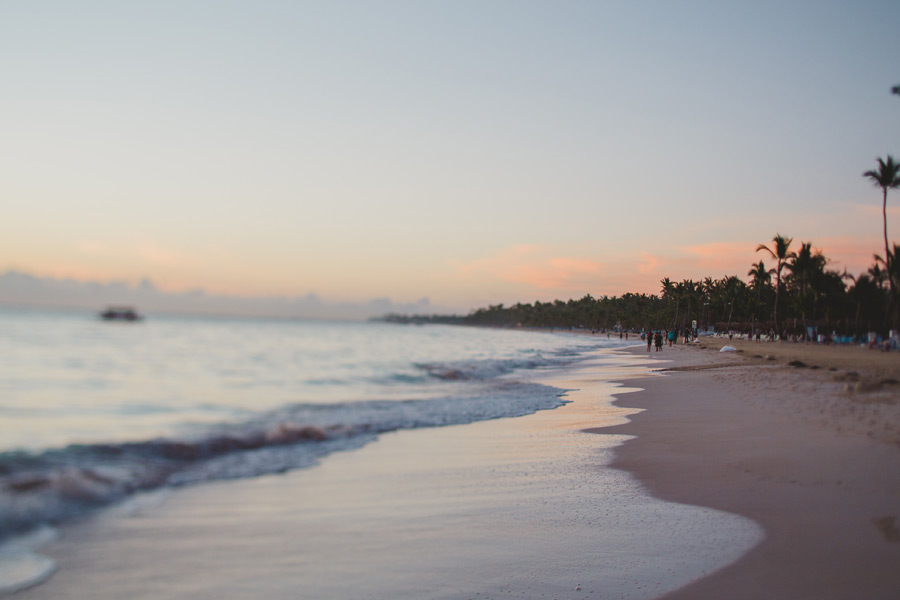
[868,261,888,289]
[748,261,772,296]
[756,234,795,335]
[747,260,773,327]
[679,279,701,331]
[786,243,827,339]
[863,155,900,328]
[659,277,674,329]
[701,276,715,329]
[848,273,885,338]
[863,156,900,307]
[719,275,745,332]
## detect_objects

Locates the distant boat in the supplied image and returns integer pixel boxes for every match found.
[99,306,143,321]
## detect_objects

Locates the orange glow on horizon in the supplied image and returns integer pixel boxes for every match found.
[5,233,891,312]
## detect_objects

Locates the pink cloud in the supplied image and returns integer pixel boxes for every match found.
[680,242,758,273]
[848,203,900,218]
[637,253,659,275]
[449,246,608,292]
[812,235,884,274]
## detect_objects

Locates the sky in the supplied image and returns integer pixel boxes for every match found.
[2,0,899,315]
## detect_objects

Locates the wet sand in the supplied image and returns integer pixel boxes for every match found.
[610,339,900,599]
[8,350,762,600]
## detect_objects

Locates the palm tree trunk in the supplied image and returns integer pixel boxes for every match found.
[884,188,896,331]
[856,303,861,339]
[773,264,781,334]
[884,187,890,286]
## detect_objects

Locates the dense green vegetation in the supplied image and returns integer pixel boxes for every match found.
[394,229,895,339]
[384,232,894,338]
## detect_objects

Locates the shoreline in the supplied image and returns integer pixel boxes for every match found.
[6,347,761,600]
[7,337,898,598]
[605,340,900,599]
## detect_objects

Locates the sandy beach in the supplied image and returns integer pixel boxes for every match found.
[611,338,900,599]
[7,337,900,599]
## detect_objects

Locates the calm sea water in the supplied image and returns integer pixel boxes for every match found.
[0,307,630,541]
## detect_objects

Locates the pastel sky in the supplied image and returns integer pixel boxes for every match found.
[2,0,899,313]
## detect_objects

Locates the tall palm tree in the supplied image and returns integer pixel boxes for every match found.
[701,276,715,329]
[863,156,900,309]
[756,234,795,335]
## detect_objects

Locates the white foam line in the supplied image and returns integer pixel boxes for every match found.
[0,527,58,597]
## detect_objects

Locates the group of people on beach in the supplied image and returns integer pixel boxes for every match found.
[598,324,899,353]
[641,328,697,352]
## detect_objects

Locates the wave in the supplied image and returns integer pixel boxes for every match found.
[412,347,597,382]
[0,381,569,542]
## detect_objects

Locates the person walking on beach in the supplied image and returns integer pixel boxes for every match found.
[654,331,663,351]
[667,329,675,347]
[647,330,653,352]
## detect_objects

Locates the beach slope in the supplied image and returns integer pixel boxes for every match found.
[608,341,900,599]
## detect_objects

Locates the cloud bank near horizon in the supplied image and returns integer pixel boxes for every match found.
[0,270,441,320]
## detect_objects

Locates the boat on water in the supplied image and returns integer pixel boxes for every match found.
[99,306,143,321]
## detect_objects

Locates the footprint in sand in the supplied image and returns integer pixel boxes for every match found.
[873,515,900,543]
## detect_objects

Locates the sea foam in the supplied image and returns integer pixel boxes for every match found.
[0,381,568,541]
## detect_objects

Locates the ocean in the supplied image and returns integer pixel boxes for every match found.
[0,308,630,540]
[1,308,764,598]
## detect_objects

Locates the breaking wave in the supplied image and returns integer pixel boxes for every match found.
[0,381,568,541]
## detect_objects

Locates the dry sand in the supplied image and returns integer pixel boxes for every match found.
[610,338,900,599]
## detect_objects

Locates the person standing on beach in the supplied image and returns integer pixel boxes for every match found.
[654,331,663,351]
